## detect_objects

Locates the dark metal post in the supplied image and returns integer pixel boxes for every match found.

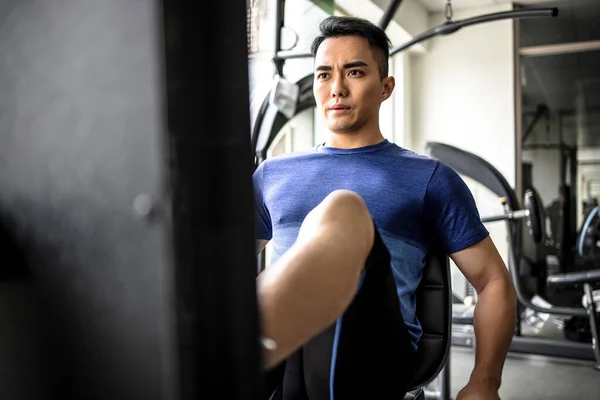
[0,0,267,398]
[163,0,262,398]
[274,0,286,76]
[378,0,404,30]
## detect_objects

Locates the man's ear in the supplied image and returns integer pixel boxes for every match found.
[381,76,395,101]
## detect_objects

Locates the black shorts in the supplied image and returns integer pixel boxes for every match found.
[264,225,420,399]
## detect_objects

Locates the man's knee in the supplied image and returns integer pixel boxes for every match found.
[315,190,370,222]
[300,190,374,255]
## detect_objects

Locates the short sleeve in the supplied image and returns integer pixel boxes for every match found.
[424,162,489,254]
[253,162,273,240]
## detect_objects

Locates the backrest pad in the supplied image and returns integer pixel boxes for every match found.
[408,251,451,390]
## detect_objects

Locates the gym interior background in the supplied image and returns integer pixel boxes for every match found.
[1,0,600,399]
[249,0,600,398]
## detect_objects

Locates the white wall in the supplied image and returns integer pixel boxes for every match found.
[409,3,515,186]
[407,3,516,290]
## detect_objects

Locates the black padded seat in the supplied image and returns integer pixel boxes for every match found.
[403,250,451,400]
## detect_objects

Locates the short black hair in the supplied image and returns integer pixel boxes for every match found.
[310,16,392,79]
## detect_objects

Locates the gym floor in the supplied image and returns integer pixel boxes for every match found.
[443,347,600,399]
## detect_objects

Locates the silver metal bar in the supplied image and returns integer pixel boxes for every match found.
[514,15,523,200]
[583,283,600,369]
[481,209,529,223]
[520,40,600,57]
[511,209,530,219]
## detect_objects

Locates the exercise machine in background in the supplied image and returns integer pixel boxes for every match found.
[426,142,600,371]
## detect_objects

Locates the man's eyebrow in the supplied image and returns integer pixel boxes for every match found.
[315,61,369,71]
[343,61,368,69]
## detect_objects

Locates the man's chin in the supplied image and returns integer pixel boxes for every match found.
[328,123,357,134]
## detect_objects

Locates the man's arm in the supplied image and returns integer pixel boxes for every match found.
[450,236,516,397]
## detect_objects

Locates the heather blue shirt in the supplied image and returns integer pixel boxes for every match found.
[253,139,488,347]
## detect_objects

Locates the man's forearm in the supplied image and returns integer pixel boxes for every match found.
[471,276,516,387]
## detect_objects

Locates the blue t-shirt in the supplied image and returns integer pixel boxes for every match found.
[253,139,488,347]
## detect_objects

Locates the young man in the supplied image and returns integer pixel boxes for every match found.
[253,16,516,400]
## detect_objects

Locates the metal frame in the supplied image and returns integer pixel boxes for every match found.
[379,0,405,30]
[390,8,557,56]
[426,142,600,368]
[451,211,600,366]
[163,0,263,397]
[514,8,524,209]
[513,0,600,368]
[271,0,405,64]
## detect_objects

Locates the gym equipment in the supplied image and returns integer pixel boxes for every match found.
[577,205,600,259]
[253,0,558,161]
[269,0,558,72]
[1,0,261,399]
[480,190,543,244]
[390,1,557,55]
[405,252,452,400]
[425,142,600,371]
[451,188,544,327]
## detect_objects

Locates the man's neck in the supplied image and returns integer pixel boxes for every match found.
[324,131,386,149]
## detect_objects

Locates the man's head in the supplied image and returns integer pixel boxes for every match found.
[311,16,391,79]
[310,16,395,137]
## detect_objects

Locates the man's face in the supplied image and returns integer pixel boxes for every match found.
[313,36,394,134]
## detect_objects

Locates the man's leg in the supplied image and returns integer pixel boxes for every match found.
[257,189,374,370]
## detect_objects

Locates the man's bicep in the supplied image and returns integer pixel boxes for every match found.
[256,239,269,255]
[449,236,509,293]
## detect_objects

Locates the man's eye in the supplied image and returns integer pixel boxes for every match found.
[348,70,363,76]
[318,73,329,79]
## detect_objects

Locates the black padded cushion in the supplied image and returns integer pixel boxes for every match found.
[547,269,600,286]
[407,250,451,390]
[524,188,544,244]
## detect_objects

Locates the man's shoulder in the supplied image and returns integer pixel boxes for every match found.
[380,143,438,164]
[379,144,442,181]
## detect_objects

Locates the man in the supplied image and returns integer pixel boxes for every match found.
[253,16,516,400]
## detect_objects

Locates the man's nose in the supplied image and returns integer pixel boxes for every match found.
[330,75,348,98]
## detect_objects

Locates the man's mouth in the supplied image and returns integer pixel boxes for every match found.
[330,104,351,113]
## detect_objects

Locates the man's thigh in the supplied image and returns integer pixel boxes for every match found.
[278,225,419,399]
